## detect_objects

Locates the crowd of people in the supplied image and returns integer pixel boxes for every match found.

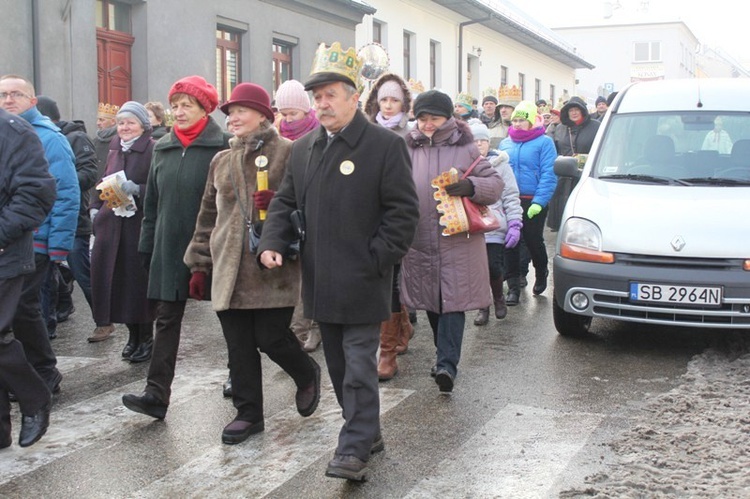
[0,42,613,480]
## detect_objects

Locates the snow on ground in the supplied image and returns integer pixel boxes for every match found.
[562,333,750,498]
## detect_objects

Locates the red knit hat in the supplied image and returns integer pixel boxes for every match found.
[168,75,219,113]
[219,83,274,121]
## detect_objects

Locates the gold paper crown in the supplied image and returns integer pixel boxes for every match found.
[407,78,425,94]
[482,87,497,99]
[538,104,551,115]
[497,85,522,106]
[309,42,363,88]
[455,92,473,108]
[97,103,119,119]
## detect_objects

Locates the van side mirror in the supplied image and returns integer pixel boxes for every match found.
[554,156,581,179]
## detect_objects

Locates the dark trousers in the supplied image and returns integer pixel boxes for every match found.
[505,198,549,280]
[426,311,465,378]
[13,253,58,382]
[145,300,186,404]
[0,275,51,444]
[486,243,505,280]
[318,322,380,462]
[217,307,315,422]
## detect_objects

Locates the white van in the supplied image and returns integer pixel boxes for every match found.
[552,78,750,336]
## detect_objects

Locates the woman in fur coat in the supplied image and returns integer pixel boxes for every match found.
[183,83,320,445]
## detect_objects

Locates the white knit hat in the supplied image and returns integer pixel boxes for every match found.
[275,80,311,113]
[377,80,404,102]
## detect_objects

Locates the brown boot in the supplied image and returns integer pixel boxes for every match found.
[394,305,414,355]
[377,314,400,381]
[490,276,507,319]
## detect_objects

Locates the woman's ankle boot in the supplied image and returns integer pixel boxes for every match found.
[129,323,154,363]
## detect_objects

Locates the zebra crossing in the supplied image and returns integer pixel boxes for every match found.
[1,353,608,497]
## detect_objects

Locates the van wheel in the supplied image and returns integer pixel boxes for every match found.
[553,297,592,337]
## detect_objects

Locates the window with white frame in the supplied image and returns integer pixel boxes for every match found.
[634,41,661,62]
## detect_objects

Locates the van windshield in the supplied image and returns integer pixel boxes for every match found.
[594,112,750,185]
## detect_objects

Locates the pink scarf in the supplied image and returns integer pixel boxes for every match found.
[375,111,404,129]
[279,112,319,141]
[508,126,545,143]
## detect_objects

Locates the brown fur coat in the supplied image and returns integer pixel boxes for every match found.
[184,123,299,311]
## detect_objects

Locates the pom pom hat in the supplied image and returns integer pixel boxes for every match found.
[168,75,219,113]
[275,80,311,113]
[219,82,274,121]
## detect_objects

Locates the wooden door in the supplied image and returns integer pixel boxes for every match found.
[96,27,134,105]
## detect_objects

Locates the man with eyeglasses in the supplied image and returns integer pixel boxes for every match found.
[0,74,79,397]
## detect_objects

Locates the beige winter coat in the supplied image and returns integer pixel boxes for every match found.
[184,123,299,311]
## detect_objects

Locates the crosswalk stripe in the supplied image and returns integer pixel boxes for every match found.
[0,367,227,484]
[404,404,604,498]
[133,387,414,497]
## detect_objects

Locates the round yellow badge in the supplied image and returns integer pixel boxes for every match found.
[339,160,355,175]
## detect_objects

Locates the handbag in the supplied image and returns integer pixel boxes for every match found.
[459,156,501,234]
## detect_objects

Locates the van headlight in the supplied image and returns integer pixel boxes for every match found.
[559,218,615,264]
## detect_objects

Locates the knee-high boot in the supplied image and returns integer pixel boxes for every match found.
[129,322,153,363]
[377,314,400,381]
[395,305,414,355]
[491,276,507,319]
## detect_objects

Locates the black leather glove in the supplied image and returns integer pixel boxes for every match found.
[139,252,152,272]
[445,179,475,197]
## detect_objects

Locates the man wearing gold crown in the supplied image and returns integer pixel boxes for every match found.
[258,42,419,481]
[93,103,119,184]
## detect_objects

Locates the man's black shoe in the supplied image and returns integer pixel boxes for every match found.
[325,454,368,481]
[19,402,51,447]
[435,369,454,393]
[371,433,385,454]
[122,393,168,419]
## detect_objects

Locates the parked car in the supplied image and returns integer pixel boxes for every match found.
[552,78,750,336]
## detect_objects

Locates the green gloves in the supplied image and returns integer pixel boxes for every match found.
[527,203,543,219]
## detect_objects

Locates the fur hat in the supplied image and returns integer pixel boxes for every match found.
[117,101,153,131]
[511,100,538,126]
[412,90,453,119]
[274,80,310,113]
[169,75,219,113]
[219,83,274,121]
[468,118,489,142]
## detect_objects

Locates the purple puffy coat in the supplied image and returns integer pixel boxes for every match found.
[400,118,504,313]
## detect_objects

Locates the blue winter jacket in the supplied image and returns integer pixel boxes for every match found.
[19,106,79,261]
[499,131,558,207]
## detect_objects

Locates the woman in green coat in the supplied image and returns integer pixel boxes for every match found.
[122,75,230,420]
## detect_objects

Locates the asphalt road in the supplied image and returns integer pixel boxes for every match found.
[0,231,720,498]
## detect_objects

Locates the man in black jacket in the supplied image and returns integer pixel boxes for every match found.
[36,96,107,340]
[0,108,57,448]
[259,43,419,482]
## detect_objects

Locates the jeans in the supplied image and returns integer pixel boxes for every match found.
[426,311,465,378]
[66,235,93,308]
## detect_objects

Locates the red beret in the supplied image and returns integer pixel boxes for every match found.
[169,76,219,113]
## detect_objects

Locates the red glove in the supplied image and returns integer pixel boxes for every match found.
[253,189,275,211]
[189,271,207,300]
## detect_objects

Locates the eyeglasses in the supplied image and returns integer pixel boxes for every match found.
[0,91,31,100]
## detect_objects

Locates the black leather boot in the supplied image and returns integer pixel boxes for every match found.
[122,324,139,359]
[533,269,549,295]
[129,323,153,363]
[490,276,507,319]
[506,278,521,306]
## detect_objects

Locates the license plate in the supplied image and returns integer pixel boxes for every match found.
[630,283,722,306]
